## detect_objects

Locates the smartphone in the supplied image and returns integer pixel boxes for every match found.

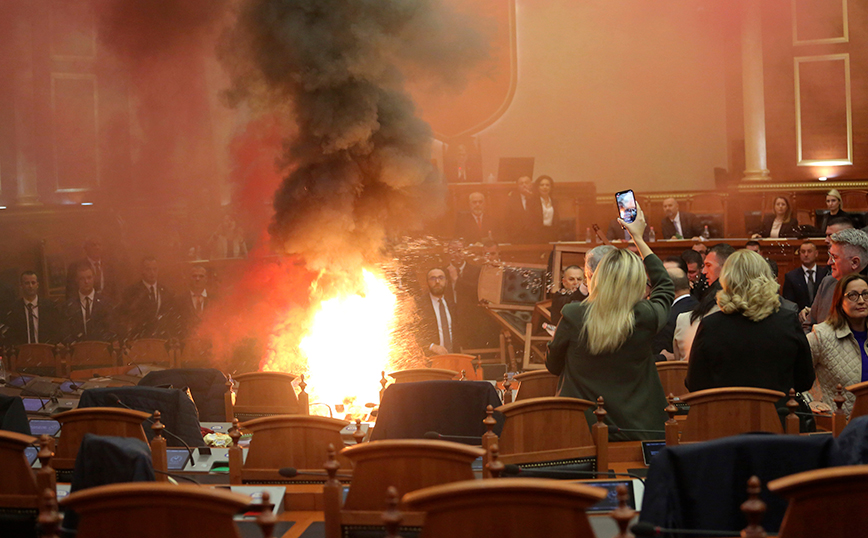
[615,189,637,223]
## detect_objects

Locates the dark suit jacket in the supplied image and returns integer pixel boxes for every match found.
[415,294,455,354]
[653,294,698,356]
[66,258,119,301]
[754,214,802,238]
[61,294,116,343]
[538,198,561,243]
[551,287,586,325]
[2,297,63,345]
[504,192,543,244]
[661,212,704,239]
[606,219,651,242]
[782,265,830,311]
[175,290,217,338]
[120,282,176,339]
[454,212,500,244]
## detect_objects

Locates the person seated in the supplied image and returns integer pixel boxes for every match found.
[535,175,560,243]
[454,192,499,245]
[653,266,697,361]
[61,266,116,343]
[686,249,815,395]
[801,228,868,329]
[415,268,457,356]
[745,240,762,254]
[119,257,175,340]
[548,202,673,441]
[2,271,62,345]
[817,189,853,232]
[551,265,584,325]
[752,196,801,238]
[661,198,703,240]
[783,241,829,311]
[806,274,868,415]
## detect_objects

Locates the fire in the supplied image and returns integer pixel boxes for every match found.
[264,268,410,417]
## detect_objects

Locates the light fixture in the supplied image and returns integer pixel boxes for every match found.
[81,202,94,206]
[818,177,828,182]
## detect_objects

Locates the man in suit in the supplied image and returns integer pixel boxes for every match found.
[504,176,542,244]
[783,241,829,311]
[62,265,115,343]
[65,237,118,301]
[120,256,175,339]
[3,271,62,345]
[551,265,584,325]
[177,265,215,338]
[801,228,868,329]
[444,240,481,349]
[654,266,698,360]
[454,192,499,245]
[661,198,704,239]
[415,267,456,356]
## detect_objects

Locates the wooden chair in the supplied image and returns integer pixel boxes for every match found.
[491,397,608,478]
[388,368,459,383]
[229,415,350,484]
[842,190,868,211]
[225,371,308,421]
[513,370,559,401]
[60,483,252,538]
[10,344,63,376]
[656,362,689,398]
[687,192,728,237]
[0,433,55,512]
[323,439,485,538]
[51,407,151,471]
[768,465,868,538]
[677,387,785,444]
[428,354,480,380]
[846,380,868,420]
[66,341,117,375]
[125,338,175,368]
[403,478,607,538]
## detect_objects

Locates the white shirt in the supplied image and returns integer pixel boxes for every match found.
[79,290,95,332]
[144,281,161,312]
[541,197,554,226]
[24,296,39,343]
[429,293,453,349]
[672,293,691,307]
[802,265,817,286]
[191,289,208,312]
[670,212,683,237]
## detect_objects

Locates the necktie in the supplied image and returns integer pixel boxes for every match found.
[806,269,815,303]
[148,286,156,304]
[196,295,204,313]
[84,297,92,335]
[26,303,36,343]
[438,298,452,353]
[475,215,483,233]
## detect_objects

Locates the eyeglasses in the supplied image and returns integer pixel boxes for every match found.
[844,291,868,303]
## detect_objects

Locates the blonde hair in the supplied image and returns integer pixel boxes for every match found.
[827,189,842,204]
[583,248,647,354]
[717,250,780,322]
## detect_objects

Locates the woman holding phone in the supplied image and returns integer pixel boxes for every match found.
[547,201,673,441]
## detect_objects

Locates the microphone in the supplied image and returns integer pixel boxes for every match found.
[277,467,352,479]
[630,522,744,537]
[107,393,196,466]
[20,387,53,412]
[423,431,483,442]
[501,464,645,484]
[128,361,144,376]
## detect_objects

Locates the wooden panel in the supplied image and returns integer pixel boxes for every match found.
[496,397,595,456]
[656,362,689,398]
[0,431,40,509]
[795,55,852,166]
[233,372,299,414]
[513,370,558,401]
[51,74,99,191]
[792,0,848,45]
[52,407,150,469]
[680,387,785,443]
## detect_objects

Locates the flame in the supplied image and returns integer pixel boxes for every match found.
[263,268,413,416]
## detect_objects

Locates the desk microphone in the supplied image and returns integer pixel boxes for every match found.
[630,522,751,537]
[501,464,645,484]
[20,387,54,412]
[107,393,196,466]
[423,431,483,442]
[127,361,145,376]
[278,467,352,479]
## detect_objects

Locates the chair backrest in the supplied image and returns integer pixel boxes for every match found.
[126,339,174,368]
[428,354,479,380]
[679,387,785,443]
[234,415,350,483]
[69,341,115,372]
[0,431,40,509]
[403,478,607,538]
[769,465,868,538]
[846,380,868,420]
[231,372,300,418]
[656,362,689,398]
[388,368,459,384]
[52,407,150,469]
[513,370,558,401]
[495,397,603,469]
[60,483,251,538]
[12,344,62,376]
[842,190,868,211]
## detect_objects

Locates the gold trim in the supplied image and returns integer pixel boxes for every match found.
[794,53,852,167]
[594,192,728,204]
[737,181,868,192]
[792,0,849,46]
[51,73,100,193]
[433,0,517,140]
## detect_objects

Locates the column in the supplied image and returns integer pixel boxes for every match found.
[12,4,41,205]
[741,0,771,182]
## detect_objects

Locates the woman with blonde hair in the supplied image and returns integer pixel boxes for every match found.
[686,249,814,394]
[818,188,853,231]
[548,203,673,441]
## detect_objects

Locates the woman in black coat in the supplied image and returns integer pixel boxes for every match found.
[752,196,801,239]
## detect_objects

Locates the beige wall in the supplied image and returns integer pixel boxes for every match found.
[477,0,730,193]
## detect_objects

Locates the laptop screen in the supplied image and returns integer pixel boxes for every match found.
[586,480,635,513]
[29,419,61,437]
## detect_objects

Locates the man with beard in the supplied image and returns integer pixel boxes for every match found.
[416,268,455,356]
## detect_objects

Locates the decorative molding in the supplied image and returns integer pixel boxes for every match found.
[51,73,100,193]
[794,54,852,167]
[736,180,868,192]
[792,0,849,46]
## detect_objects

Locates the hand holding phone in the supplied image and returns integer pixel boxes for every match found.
[615,190,638,223]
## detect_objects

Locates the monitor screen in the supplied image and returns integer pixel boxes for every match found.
[9,375,34,388]
[166,449,191,471]
[25,446,39,466]
[641,440,667,466]
[587,480,635,513]
[22,398,50,412]
[29,419,61,437]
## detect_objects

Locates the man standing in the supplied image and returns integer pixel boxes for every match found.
[802,228,868,328]
[505,176,541,244]
[702,243,736,287]
[454,192,498,244]
[65,237,117,301]
[178,265,215,338]
[661,198,704,240]
[783,242,829,311]
[653,267,698,360]
[62,266,115,343]
[416,268,455,356]
[120,257,175,339]
[551,265,584,325]
[3,272,62,345]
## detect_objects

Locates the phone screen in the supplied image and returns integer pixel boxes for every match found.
[616,190,637,223]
